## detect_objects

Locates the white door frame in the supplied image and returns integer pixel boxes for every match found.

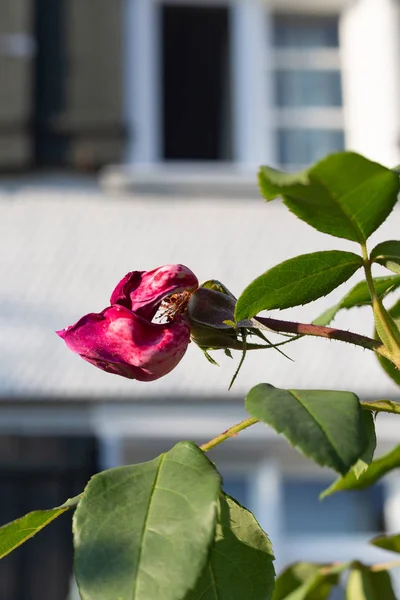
[123,0,275,167]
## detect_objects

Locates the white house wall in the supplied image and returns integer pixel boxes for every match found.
[231,0,275,165]
[124,0,161,163]
[2,186,400,400]
[340,0,400,166]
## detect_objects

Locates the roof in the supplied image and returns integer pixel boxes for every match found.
[1,175,399,401]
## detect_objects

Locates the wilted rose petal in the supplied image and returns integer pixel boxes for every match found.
[57,305,190,382]
[110,264,198,319]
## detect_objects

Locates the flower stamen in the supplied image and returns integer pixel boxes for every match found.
[160,291,192,321]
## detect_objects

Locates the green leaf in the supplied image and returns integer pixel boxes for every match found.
[371,533,400,554]
[312,305,340,327]
[272,562,340,600]
[317,411,375,497]
[235,251,363,320]
[0,495,79,559]
[351,411,377,479]
[376,299,400,386]
[74,441,221,600]
[371,241,400,274]
[245,384,367,475]
[346,566,396,600]
[313,276,400,326]
[185,494,275,600]
[259,152,400,243]
[321,443,400,499]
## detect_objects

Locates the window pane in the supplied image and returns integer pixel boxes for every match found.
[278,128,344,166]
[276,70,342,107]
[274,15,339,48]
[282,479,384,535]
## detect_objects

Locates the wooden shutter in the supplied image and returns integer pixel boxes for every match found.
[0,0,34,168]
[63,0,125,168]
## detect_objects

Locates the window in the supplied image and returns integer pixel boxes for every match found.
[274,15,339,48]
[273,14,344,169]
[282,479,385,536]
[278,129,345,167]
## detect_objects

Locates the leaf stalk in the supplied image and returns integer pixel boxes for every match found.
[200,417,259,452]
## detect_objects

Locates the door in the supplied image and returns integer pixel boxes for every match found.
[162,5,232,161]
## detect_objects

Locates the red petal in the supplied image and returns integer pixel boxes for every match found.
[58,305,190,381]
[110,264,198,319]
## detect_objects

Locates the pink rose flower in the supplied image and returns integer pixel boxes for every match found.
[57,265,198,381]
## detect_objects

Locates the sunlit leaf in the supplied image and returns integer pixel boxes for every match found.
[259,152,400,243]
[0,495,79,559]
[235,251,362,321]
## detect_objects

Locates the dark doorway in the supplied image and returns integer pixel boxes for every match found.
[162,5,231,160]
[33,0,68,166]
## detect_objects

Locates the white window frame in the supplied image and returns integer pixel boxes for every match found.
[271,11,344,170]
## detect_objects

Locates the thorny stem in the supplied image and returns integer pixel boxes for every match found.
[254,315,393,361]
[200,417,259,452]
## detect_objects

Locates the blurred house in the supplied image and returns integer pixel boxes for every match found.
[2,0,400,172]
[1,1,400,599]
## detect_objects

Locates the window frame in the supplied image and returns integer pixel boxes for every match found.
[271,12,345,170]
